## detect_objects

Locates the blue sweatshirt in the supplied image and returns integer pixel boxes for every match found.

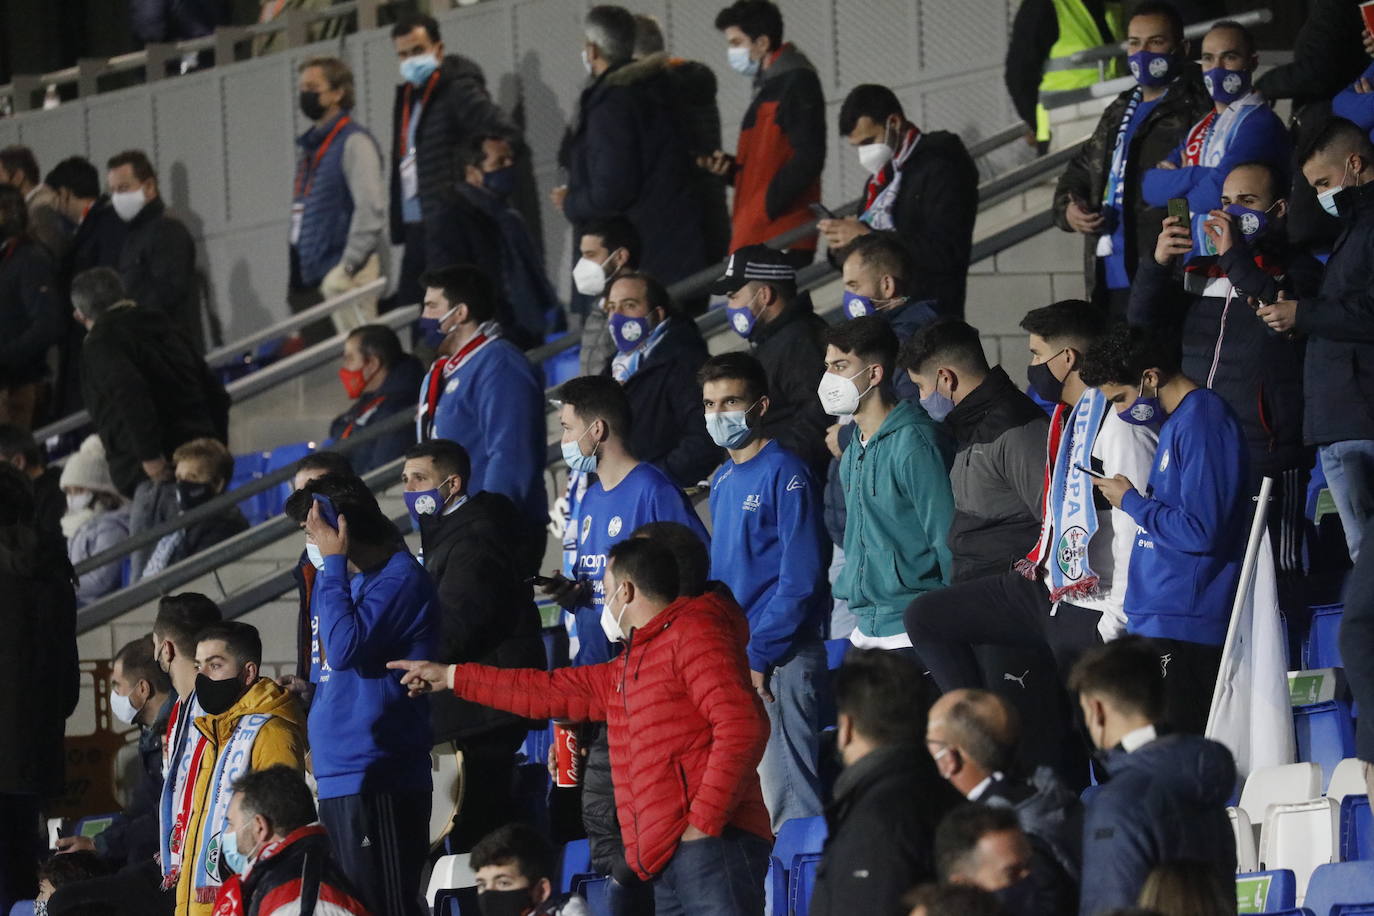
[308,550,438,798]
[1333,62,1374,139]
[1119,388,1250,646]
[425,338,548,528]
[1142,100,1289,256]
[709,440,829,672]
[571,462,708,666]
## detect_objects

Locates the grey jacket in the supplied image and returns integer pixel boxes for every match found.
[66,505,131,606]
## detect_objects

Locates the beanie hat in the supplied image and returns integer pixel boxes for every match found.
[60,435,122,499]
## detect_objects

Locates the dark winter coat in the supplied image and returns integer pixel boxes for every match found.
[1254,0,1369,111]
[327,354,423,475]
[1053,70,1212,300]
[80,304,229,497]
[95,694,174,867]
[752,292,832,478]
[117,198,201,351]
[0,236,61,385]
[810,745,963,916]
[983,769,1084,915]
[420,490,545,744]
[129,0,227,42]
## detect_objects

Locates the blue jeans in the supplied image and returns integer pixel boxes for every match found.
[758,640,828,831]
[1320,440,1374,561]
[653,827,770,916]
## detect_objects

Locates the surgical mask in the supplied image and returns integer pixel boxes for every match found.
[726,289,762,339]
[338,365,375,399]
[176,481,215,512]
[111,188,147,222]
[194,672,247,716]
[601,584,630,642]
[400,53,439,87]
[1317,160,1353,218]
[481,165,517,199]
[1223,202,1274,240]
[817,365,875,417]
[66,491,95,513]
[920,380,956,422]
[581,47,594,75]
[220,830,250,877]
[857,120,896,176]
[727,45,759,76]
[572,257,609,297]
[705,402,758,449]
[110,686,143,726]
[305,542,325,570]
[417,306,457,349]
[478,888,537,916]
[404,479,452,528]
[1027,350,1068,404]
[608,312,652,353]
[562,427,598,474]
[1118,377,1163,427]
[1203,66,1251,104]
[1128,49,1176,88]
[298,89,327,121]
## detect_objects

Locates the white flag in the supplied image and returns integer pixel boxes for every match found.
[1206,529,1297,777]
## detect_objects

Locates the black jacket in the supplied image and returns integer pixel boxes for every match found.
[610,316,718,488]
[388,54,511,242]
[752,292,832,478]
[94,694,173,867]
[80,304,229,497]
[327,354,423,474]
[1053,70,1212,300]
[811,745,963,916]
[1254,0,1369,111]
[1293,182,1374,446]
[1004,0,1118,129]
[944,367,1049,582]
[1128,238,1323,477]
[561,61,706,285]
[33,465,65,545]
[118,198,201,352]
[0,522,77,799]
[420,491,545,743]
[129,0,226,42]
[64,198,127,286]
[983,769,1084,915]
[859,131,978,319]
[1340,517,1374,762]
[0,236,61,385]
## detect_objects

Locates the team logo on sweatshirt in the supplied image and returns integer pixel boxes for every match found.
[786,475,805,492]
[743,494,761,512]
[608,516,623,537]
[581,515,592,544]
[1158,449,1170,472]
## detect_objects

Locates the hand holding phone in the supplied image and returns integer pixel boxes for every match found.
[1075,464,1108,480]
[808,202,836,220]
[1167,197,1190,228]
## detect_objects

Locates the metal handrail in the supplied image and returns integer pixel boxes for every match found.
[1043,8,1273,71]
[203,277,386,370]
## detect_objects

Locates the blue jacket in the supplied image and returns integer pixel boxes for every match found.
[308,550,437,799]
[425,338,548,529]
[1333,61,1374,138]
[463,183,559,348]
[1079,732,1237,916]
[1141,99,1289,255]
[1119,389,1249,646]
[709,441,828,672]
[293,113,378,287]
[328,355,422,474]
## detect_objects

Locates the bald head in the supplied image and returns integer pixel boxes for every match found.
[927,689,1019,795]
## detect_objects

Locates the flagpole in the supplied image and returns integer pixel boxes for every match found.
[1207,475,1276,720]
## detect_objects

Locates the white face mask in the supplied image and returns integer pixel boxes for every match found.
[572,256,609,297]
[110,685,143,726]
[582,46,594,75]
[111,187,147,222]
[600,584,630,643]
[66,491,95,513]
[817,364,875,417]
[1317,159,1354,218]
[728,45,760,76]
[305,542,325,570]
[857,119,897,175]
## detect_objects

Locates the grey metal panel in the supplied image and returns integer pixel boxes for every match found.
[669,1,751,153]
[775,0,837,92]
[221,54,296,226]
[151,71,228,231]
[15,105,88,172]
[85,93,155,166]
[921,0,1009,76]
[204,219,294,341]
[0,118,20,152]
[441,3,518,115]
[349,27,402,173]
[835,0,921,88]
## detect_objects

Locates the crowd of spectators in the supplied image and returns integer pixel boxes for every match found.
[8,1,1374,915]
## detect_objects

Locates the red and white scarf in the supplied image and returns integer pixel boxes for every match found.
[859,125,921,231]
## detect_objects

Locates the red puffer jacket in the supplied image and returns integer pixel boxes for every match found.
[451,590,772,879]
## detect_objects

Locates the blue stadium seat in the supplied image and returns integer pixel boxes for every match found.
[1260,910,1313,916]
[8,902,34,916]
[431,886,476,915]
[1236,869,1296,913]
[581,877,612,913]
[767,817,828,916]
[824,639,849,671]
[1304,605,1345,670]
[521,722,553,767]
[1305,861,1374,916]
[560,839,592,894]
[542,332,581,389]
[259,441,316,520]
[1344,796,1374,862]
[1294,700,1358,792]
[790,853,822,916]
[229,451,269,523]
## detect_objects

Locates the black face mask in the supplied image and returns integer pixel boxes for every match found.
[176,481,215,512]
[195,672,247,716]
[477,889,536,916]
[299,90,327,121]
[1027,358,1066,404]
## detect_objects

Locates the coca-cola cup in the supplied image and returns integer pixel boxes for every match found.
[1363,1,1374,38]
[553,723,579,787]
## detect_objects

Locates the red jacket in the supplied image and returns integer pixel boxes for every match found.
[452,590,772,879]
[212,824,371,916]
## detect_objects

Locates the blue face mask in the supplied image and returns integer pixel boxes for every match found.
[705,403,758,450]
[1223,202,1273,240]
[609,312,652,353]
[1128,49,1177,88]
[920,390,956,422]
[417,306,457,349]
[726,288,761,339]
[1118,377,1163,427]
[562,427,598,474]
[305,542,325,570]
[220,830,249,877]
[482,165,517,199]
[400,53,439,87]
[1203,66,1251,104]
[404,481,450,529]
[842,290,876,319]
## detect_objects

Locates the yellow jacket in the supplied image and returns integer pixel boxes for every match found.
[174,679,306,916]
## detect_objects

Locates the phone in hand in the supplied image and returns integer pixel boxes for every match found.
[527,575,558,588]
[312,494,339,530]
[1168,197,1190,227]
[809,202,836,220]
[1076,464,1109,480]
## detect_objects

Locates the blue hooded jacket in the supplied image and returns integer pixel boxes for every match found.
[1079,732,1237,916]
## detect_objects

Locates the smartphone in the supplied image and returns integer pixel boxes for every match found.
[1076,464,1108,480]
[808,202,836,220]
[1168,197,1190,226]
[312,493,339,529]
[527,575,558,588]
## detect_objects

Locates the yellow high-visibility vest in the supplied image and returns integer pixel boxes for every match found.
[1036,0,1122,141]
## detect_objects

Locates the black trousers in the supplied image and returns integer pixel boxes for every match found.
[318,789,430,916]
[389,222,427,314]
[0,794,38,915]
[1153,638,1224,736]
[446,724,528,854]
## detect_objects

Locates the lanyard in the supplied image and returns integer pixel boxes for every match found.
[341,394,387,439]
[399,71,440,156]
[294,115,351,199]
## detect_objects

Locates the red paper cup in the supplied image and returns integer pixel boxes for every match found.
[553,724,579,788]
[1362,1,1374,37]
